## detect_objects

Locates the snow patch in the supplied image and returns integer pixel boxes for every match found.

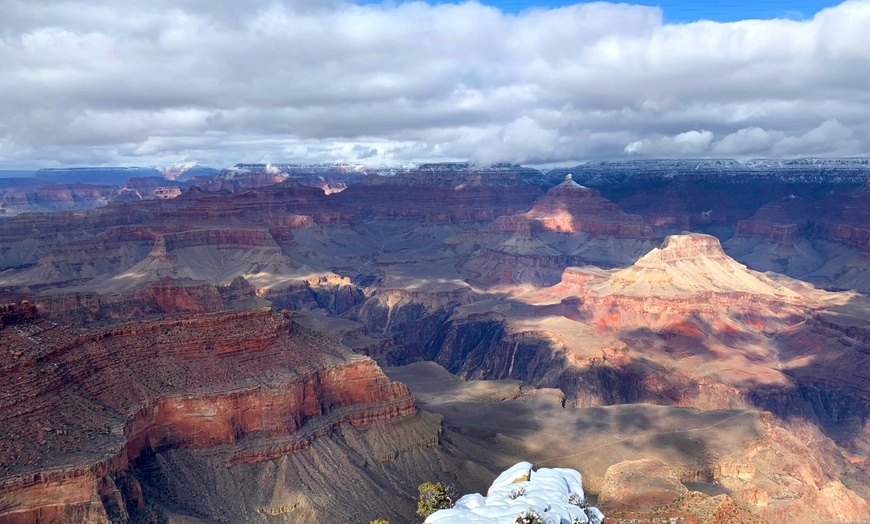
[425,462,604,524]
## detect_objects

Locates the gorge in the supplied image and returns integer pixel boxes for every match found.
[1,161,869,523]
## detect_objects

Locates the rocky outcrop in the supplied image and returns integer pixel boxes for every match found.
[455,175,661,285]
[525,174,654,238]
[114,177,184,202]
[33,277,267,325]
[214,163,368,194]
[263,274,365,315]
[734,200,809,243]
[813,186,870,252]
[0,309,416,523]
[0,183,118,217]
[334,164,544,223]
[0,299,38,330]
[598,459,689,511]
[557,234,808,332]
[351,282,476,338]
[160,181,352,226]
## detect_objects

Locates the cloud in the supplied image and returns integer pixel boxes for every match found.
[0,0,869,167]
[624,130,714,157]
[469,116,560,165]
[770,119,864,157]
[711,126,786,157]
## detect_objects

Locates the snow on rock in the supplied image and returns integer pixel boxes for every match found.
[425,462,604,524]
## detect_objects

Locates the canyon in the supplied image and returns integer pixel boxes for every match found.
[1,160,869,523]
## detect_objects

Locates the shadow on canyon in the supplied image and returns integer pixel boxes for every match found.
[365,283,869,455]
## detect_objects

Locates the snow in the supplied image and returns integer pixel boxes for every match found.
[424,462,604,524]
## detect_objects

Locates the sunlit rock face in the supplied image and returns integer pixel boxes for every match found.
[525,174,653,238]
[425,462,604,524]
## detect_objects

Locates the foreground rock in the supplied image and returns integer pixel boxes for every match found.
[425,461,604,524]
[0,308,423,522]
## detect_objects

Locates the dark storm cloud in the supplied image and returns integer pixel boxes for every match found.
[1,0,869,167]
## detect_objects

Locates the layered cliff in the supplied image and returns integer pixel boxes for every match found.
[0,309,418,522]
[334,165,543,223]
[456,175,660,285]
[724,189,870,292]
[525,175,653,238]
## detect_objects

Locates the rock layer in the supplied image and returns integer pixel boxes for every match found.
[0,309,416,523]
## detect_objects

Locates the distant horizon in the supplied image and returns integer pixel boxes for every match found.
[3,156,870,176]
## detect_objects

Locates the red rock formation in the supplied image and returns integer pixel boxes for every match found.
[166,181,354,226]
[0,299,37,330]
[605,491,771,524]
[454,175,660,285]
[334,165,543,223]
[0,309,416,522]
[734,199,809,243]
[525,174,653,237]
[817,190,870,252]
[555,234,808,329]
[598,459,689,511]
[32,277,269,324]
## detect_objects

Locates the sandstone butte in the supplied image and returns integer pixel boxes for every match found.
[0,308,416,523]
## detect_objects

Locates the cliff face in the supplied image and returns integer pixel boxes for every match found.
[0,309,416,523]
[2,163,870,522]
[723,188,870,292]
[0,182,118,217]
[451,235,815,395]
[263,274,365,315]
[454,176,661,285]
[334,166,544,223]
[525,176,654,238]
[33,277,267,325]
[357,237,869,522]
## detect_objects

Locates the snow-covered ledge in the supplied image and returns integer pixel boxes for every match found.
[424,462,605,524]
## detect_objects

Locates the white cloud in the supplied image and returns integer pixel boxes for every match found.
[770,119,864,157]
[624,130,714,157]
[711,126,786,157]
[0,0,869,167]
[469,116,560,165]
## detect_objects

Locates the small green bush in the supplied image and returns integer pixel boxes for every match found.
[416,481,452,518]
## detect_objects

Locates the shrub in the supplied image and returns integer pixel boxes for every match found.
[515,509,543,524]
[509,486,526,499]
[416,482,452,518]
[568,492,587,508]
[370,520,389,524]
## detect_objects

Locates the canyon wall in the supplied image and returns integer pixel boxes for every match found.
[0,309,419,523]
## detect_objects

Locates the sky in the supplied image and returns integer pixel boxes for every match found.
[0,0,868,168]
[372,0,841,21]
